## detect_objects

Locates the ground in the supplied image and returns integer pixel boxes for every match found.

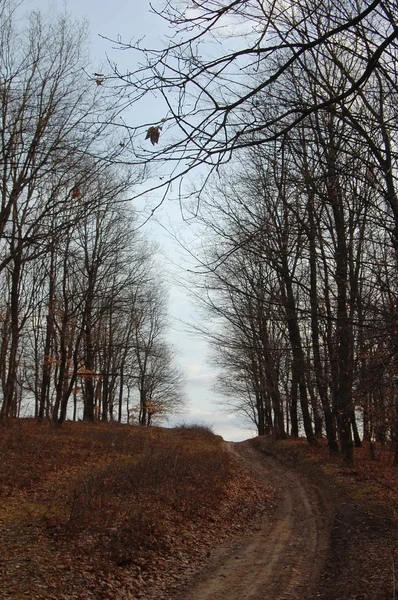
[176,440,330,600]
[0,420,397,599]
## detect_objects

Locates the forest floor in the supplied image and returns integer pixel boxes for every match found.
[248,437,398,600]
[0,420,397,599]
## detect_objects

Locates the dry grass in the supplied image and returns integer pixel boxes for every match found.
[274,437,398,517]
[0,419,270,599]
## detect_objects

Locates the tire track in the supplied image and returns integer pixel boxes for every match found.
[177,440,331,600]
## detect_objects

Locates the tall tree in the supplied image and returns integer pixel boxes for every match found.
[0,4,125,422]
[110,0,397,210]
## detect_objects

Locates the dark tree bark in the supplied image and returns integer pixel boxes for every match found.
[290,371,299,438]
[0,253,22,422]
[280,261,317,446]
[303,144,339,453]
[326,119,355,463]
[39,248,56,422]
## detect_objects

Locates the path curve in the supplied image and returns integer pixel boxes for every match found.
[176,440,331,600]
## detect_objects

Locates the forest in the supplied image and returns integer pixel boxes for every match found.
[109,0,398,464]
[0,3,185,429]
[1,1,398,598]
[1,0,398,467]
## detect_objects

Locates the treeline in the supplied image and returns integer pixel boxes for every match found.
[98,0,398,463]
[0,4,185,426]
[181,4,398,464]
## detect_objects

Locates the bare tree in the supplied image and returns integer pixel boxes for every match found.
[129,284,186,426]
[106,0,396,208]
[0,3,129,422]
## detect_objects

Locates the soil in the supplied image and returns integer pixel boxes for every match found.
[173,439,398,600]
[174,440,331,600]
[2,424,397,599]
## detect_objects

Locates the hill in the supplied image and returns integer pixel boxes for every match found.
[1,420,397,599]
[0,420,272,599]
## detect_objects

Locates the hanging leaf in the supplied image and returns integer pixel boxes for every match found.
[145,126,161,145]
[93,73,104,86]
[71,186,81,199]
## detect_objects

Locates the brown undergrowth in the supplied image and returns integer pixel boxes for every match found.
[0,420,273,599]
[252,435,398,600]
[255,436,398,518]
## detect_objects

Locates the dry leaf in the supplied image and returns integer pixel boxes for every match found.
[94,72,105,85]
[145,126,161,145]
[71,186,81,199]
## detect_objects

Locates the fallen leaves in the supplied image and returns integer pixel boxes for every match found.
[0,420,273,600]
[253,436,398,600]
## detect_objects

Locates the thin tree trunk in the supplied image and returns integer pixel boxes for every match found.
[290,370,299,438]
[351,411,362,448]
[0,253,21,423]
[327,124,354,464]
[118,366,124,423]
[307,188,338,451]
[39,249,56,421]
[83,287,95,422]
[281,264,317,446]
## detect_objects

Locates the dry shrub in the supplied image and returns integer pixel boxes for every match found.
[60,428,233,567]
[91,423,150,454]
[174,422,215,438]
[105,509,169,566]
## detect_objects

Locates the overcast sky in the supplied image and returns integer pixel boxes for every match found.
[22,0,256,441]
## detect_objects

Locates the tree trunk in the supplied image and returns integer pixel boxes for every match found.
[118,366,124,423]
[281,263,317,446]
[83,286,95,422]
[290,370,299,438]
[0,254,22,423]
[328,129,354,463]
[39,250,56,421]
[306,187,338,450]
[351,411,362,448]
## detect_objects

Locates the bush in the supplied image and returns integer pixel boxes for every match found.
[61,426,233,567]
[174,422,217,440]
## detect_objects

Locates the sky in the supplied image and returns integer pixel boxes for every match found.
[22,0,256,441]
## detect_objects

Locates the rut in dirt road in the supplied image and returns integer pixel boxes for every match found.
[177,440,331,600]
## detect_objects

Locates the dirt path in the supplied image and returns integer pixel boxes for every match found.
[176,440,332,600]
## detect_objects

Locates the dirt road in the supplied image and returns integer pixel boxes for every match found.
[176,440,332,600]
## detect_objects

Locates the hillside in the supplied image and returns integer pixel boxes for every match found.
[1,420,397,599]
[0,420,272,599]
[252,437,398,600]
